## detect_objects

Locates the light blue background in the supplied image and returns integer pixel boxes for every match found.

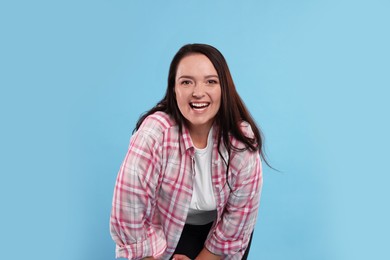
[1,0,389,259]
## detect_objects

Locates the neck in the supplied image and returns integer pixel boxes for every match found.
[189,126,212,149]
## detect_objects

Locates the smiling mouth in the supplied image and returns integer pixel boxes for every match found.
[190,102,210,109]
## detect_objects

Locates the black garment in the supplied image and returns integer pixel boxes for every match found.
[172,222,253,259]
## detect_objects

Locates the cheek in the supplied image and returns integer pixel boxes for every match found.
[174,88,180,102]
[174,89,187,108]
[214,89,222,106]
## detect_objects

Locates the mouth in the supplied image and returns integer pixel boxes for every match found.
[190,102,210,110]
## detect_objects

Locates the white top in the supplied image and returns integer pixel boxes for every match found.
[186,128,217,225]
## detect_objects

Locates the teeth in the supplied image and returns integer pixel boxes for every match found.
[191,103,208,108]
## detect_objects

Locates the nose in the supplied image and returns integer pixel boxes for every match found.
[192,83,205,98]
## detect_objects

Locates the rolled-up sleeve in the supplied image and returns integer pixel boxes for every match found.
[110,128,166,260]
[205,150,263,259]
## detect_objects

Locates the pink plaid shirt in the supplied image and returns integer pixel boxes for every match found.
[110,112,262,260]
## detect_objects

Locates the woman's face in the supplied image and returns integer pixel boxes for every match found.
[174,54,222,134]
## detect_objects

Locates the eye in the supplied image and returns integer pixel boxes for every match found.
[207,79,218,84]
[180,80,192,85]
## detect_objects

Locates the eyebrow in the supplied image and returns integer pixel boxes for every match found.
[177,75,219,80]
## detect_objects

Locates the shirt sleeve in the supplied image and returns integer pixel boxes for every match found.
[205,150,263,259]
[110,128,166,260]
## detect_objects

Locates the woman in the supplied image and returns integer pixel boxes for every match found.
[110,43,264,260]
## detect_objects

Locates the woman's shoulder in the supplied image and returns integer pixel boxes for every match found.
[227,121,257,152]
[138,111,177,135]
[238,120,255,139]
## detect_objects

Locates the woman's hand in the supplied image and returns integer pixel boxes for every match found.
[172,254,191,260]
[172,247,221,260]
[195,248,221,260]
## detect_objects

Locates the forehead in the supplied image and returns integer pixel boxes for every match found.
[176,54,217,76]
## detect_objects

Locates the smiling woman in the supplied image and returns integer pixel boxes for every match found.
[110,43,265,260]
[175,54,222,148]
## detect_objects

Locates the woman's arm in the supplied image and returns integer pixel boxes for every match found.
[110,127,166,259]
[205,151,263,258]
[196,247,221,260]
[173,248,220,260]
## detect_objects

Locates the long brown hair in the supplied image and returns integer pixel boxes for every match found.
[135,44,268,184]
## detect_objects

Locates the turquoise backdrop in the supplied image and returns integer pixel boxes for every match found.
[1,0,389,259]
